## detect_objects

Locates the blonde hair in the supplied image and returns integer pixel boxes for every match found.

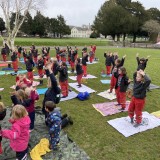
[11,105,28,119]
[0,102,5,112]
[25,87,33,96]
[50,57,57,63]
[16,89,28,100]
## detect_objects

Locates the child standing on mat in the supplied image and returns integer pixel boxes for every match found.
[104,52,114,75]
[82,52,88,77]
[0,105,30,160]
[11,51,18,73]
[75,58,84,87]
[114,67,131,111]
[128,70,151,127]
[109,55,126,93]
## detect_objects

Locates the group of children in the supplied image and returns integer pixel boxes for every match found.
[0,44,152,159]
[104,51,151,127]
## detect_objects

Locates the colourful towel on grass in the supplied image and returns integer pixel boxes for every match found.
[93,101,130,116]
[37,88,48,95]
[0,71,6,75]
[100,80,111,84]
[0,64,8,67]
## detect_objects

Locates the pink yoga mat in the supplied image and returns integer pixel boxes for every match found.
[93,101,130,116]
[0,63,8,67]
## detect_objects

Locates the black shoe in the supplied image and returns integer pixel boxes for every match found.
[61,96,67,98]
[134,123,142,128]
[131,118,134,124]
[78,85,82,88]
[39,80,43,86]
[62,114,68,119]
[118,107,125,111]
[68,116,73,125]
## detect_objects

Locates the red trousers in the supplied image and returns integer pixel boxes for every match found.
[60,80,68,97]
[61,57,66,62]
[17,52,21,58]
[12,60,18,72]
[24,57,26,63]
[70,61,75,70]
[115,87,126,108]
[2,54,7,61]
[82,65,87,77]
[106,66,111,75]
[128,97,145,124]
[77,73,83,85]
[56,54,60,61]
[27,71,33,82]
[89,56,93,63]
[38,69,44,78]
[68,56,71,63]
[34,57,38,64]
[110,75,117,92]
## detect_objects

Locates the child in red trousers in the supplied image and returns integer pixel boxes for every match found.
[109,55,126,93]
[104,52,114,75]
[11,51,18,73]
[114,67,131,111]
[128,70,151,127]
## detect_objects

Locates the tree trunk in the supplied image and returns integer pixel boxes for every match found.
[117,34,120,41]
[7,36,15,51]
[133,34,136,43]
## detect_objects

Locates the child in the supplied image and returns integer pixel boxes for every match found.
[89,50,94,63]
[0,105,30,160]
[11,51,18,73]
[57,62,68,98]
[114,67,130,110]
[82,52,88,77]
[17,46,22,59]
[75,58,84,87]
[104,52,114,75]
[70,50,76,73]
[32,49,38,64]
[109,55,126,93]
[136,53,150,71]
[25,55,35,82]
[37,55,44,79]
[1,46,7,62]
[45,101,61,152]
[0,102,6,154]
[128,70,151,127]
[51,57,59,76]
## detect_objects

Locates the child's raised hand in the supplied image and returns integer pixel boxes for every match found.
[128,79,133,83]
[136,53,139,57]
[147,55,151,59]
[123,55,126,58]
[138,69,145,76]
[10,91,16,95]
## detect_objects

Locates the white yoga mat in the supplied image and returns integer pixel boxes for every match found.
[69,83,96,93]
[60,91,78,102]
[87,61,98,64]
[97,89,116,100]
[33,75,47,80]
[0,88,4,91]
[107,112,160,137]
[69,74,97,81]
[67,71,76,74]
[100,80,111,84]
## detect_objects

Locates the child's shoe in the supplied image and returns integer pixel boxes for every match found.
[118,107,125,111]
[130,118,134,124]
[68,116,73,125]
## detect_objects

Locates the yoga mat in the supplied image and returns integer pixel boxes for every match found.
[34,75,47,80]
[60,91,78,102]
[69,83,96,93]
[97,89,116,100]
[67,70,76,74]
[128,83,160,90]
[101,74,112,78]
[87,61,98,64]
[69,74,97,81]
[151,111,160,118]
[100,80,111,84]
[37,88,48,95]
[0,71,6,75]
[92,101,130,116]
[107,112,160,137]
[2,67,22,71]
[0,88,4,91]
[0,63,8,67]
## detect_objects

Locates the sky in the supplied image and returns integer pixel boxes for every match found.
[44,0,160,27]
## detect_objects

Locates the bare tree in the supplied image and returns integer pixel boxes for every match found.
[0,0,44,50]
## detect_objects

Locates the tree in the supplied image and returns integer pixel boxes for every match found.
[0,17,5,34]
[142,20,160,42]
[0,0,44,50]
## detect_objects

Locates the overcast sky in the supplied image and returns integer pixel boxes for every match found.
[44,0,160,27]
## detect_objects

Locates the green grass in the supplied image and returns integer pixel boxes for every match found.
[0,37,111,46]
[1,46,160,160]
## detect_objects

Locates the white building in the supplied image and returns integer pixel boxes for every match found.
[70,25,92,38]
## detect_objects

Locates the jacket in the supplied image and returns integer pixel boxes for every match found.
[2,116,30,152]
[133,74,151,99]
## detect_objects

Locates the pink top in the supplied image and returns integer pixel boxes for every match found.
[2,116,30,152]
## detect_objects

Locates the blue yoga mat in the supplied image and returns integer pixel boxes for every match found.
[0,71,6,75]
[100,80,111,84]
[101,74,112,78]
[17,70,27,74]
[37,88,48,95]
[2,67,23,71]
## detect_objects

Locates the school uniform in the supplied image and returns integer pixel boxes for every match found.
[1,47,7,61]
[110,58,125,92]
[57,66,68,97]
[114,73,130,109]
[104,53,114,75]
[11,52,18,72]
[37,58,44,78]
[76,63,84,86]
[32,49,38,64]
[128,74,151,124]
[82,54,88,77]
[17,46,22,58]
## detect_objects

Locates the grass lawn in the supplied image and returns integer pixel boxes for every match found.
[1,46,160,160]
[0,37,111,46]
